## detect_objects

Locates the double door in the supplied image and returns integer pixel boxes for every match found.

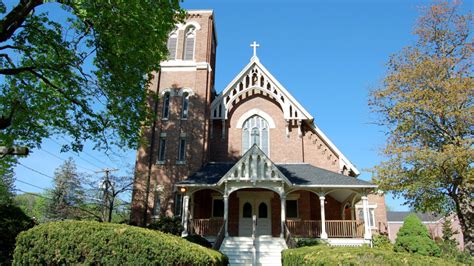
[238,197,271,236]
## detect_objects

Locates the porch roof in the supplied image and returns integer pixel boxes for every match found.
[178,162,375,188]
[275,163,375,187]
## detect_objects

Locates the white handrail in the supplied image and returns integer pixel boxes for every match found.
[252,215,257,266]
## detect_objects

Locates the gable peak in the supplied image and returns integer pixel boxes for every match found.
[210,57,313,122]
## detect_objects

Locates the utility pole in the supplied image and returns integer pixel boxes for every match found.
[0,146,29,158]
[1,106,29,158]
[96,168,118,222]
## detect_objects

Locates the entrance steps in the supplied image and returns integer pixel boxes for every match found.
[220,236,287,266]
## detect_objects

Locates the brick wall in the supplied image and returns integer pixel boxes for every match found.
[131,12,216,225]
[209,93,339,173]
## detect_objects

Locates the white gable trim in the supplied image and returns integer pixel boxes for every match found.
[236,108,276,128]
[210,57,313,121]
[210,56,360,177]
[217,145,292,186]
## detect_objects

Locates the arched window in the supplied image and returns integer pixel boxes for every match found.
[242,115,269,155]
[167,30,178,60]
[258,203,268,218]
[183,26,196,60]
[181,92,189,119]
[243,202,252,218]
[162,92,170,119]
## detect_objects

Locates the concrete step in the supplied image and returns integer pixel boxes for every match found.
[222,250,254,255]
[221,236,287,266]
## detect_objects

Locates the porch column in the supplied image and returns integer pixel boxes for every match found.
[181,194,190,237]
[224,194,229,237]
[361,195,372,240]
[280,195,286,238]
[319,195,328,240]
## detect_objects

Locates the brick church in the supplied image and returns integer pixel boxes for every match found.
[131,10,388,248]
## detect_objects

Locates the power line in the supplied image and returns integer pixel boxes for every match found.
[50,138,111,169]
[18,162,54,179]
[15,178,103,203]
[14,188,106,216]
[16,179,48,191]
[39,148,96,173]
[16,164,103,203]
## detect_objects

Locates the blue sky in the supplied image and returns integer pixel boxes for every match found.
[12,0,473,210]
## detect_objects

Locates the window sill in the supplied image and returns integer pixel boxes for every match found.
[176,161,186,165]
[161,118,169,121]
[157,161,166,165]
[181,118,188,120]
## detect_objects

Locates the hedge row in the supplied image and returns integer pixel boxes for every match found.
[282,246,464,265]
[13,220,228,265]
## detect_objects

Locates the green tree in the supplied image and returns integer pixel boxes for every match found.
[394,214,440,256]
[369,1,473,254]
[442,217,458,244]
[0,203,35,264]
[14,192,49,222]
[0,167,14,205]
[0,0,184,154]
[48,158,85,220]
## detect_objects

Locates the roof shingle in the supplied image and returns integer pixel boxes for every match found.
[178,162,375,187]
[387,211,442,222]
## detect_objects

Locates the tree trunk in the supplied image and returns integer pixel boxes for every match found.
[108,198,114,223]
[454,187,474,255]
[0,0,44,43]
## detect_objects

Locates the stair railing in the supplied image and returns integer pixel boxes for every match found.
[252,215,257,266]
[283,222,297,248]
[212,222,226,250]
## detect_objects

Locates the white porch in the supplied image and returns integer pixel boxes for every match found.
[177,146,377,250]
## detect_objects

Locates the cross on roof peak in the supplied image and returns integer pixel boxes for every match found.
[250,41,260,58]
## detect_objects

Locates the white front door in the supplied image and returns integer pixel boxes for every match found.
[238,197,272,236]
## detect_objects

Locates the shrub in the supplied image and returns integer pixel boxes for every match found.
[185,234,213,248]
[295,238,328,248]
[147,216,184,236]
[282,245,462,265]
[372,234,393,250]
[0,204,35,265]
[437,241,474,265]
[13,220,228,265]
[394,214,440,257]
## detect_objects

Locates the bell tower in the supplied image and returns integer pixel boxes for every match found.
[131,10,217,225]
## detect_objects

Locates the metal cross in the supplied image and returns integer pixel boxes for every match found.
[250,41,260,57]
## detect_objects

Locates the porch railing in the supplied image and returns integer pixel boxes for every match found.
[286,220,364,238]
[286,220,321,238]
[190,218,224,236]
[326,220,364,238]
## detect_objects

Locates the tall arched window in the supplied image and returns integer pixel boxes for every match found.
[258,203,268,218]
[242,115,269,155]
[183,26,196,60]
[181,92,189,119]
[167,30,178,60]
[243,202,252,218]
[162,92,170,119]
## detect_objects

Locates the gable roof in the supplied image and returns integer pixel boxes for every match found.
[216,144,292,186]
[210,55,360,176]
[178,161,374,188]
[276,164,374,187]
[387,211,443,222]
[210,56,313,121]
[178,162,234,185]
